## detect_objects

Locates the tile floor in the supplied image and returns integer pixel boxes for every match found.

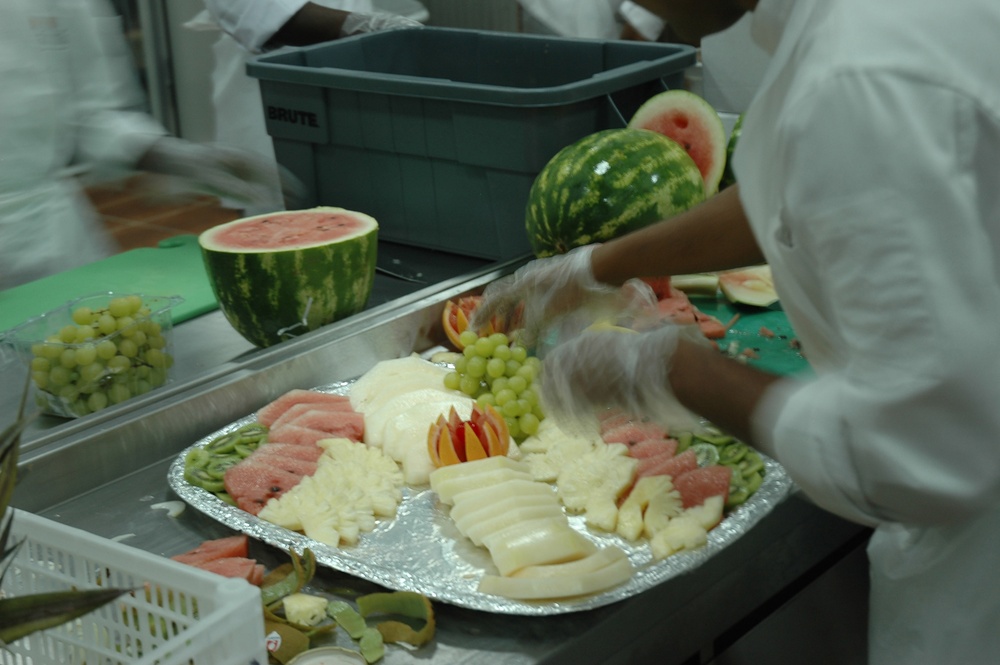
[86,176,241,253]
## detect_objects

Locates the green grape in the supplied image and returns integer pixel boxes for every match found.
[495,388,517,407]
[458,329,479,348]
[462,344,477,358]
[490,377,509,396]
[486,357,506,379]
[134,379,153,395]
[510,345,528,363]
[31,371,48,390]
[57,385,80,402]
[78,362,106,385]
[465,356,487,379]
[130,330,148,348]
[162,352,174,369]
[147,332,166,349]
[74,343,97,366]
[97,314,117,335]
[96,339,117,360]
[30,356,50,372]
[73,325,96,342]
[454,356,469,374]
[488,332,509,347]
[443,371,461,391]
[135,364,151,379]
[107,355,131,373]
[149,368,167,387]
[87,391,109,412]
[507,375,528,394]
[48,365,72,387]
[140,319,162,336]
[473,336,495,358]
[108,297,132,318]
[520,388,539,407]
[58,325,78,343]
[525,356,543,372]
[492,344,511,361]
[501,400,523,418]
[504,359,522,377]
[506,416,521,440]
[71,306,94,326]
[107,383,132,404]
[116,317,136,337]
[118,339,139,358]
[58,348,78,369]
[519,413,541,436]
[458,375,480,396]
[476,393,497,408]
[125,295,144,314]
[516,364,537,382]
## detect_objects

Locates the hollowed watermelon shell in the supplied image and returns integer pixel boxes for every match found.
[199,206,378,347]
[628,89,728,196]
[526,128,705,258]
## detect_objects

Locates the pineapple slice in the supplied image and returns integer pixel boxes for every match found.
[556,443,636,515]
[642,486,684,539]
[283,592,329,627]
[649,515,708,560]
[616,476,675,541]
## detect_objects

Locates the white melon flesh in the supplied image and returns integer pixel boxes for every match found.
[718,265,778,308]
[448,486,560,525]
[365,389,473,449]
[348,356,451,413]
[432,467,534,505]
[448,479,557,514]
[461,503,566,547]
[478,551,633,600]
[429,456,528,493]
[482,517,596,576]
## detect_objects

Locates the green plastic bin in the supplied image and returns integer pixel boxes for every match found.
[248,28,696,260]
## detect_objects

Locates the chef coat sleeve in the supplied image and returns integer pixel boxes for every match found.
[69,0,166,170]
[750,70,1000,528]
[203,0,312,53]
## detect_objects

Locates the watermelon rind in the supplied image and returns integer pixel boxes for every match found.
[628,89,728,197]
[720,114,743,190]
[526,128,705,258]
[199,206,378,347]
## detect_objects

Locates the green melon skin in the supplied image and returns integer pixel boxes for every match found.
[200,208,378,348]
[628,89,728,196]
[526,128,705,258]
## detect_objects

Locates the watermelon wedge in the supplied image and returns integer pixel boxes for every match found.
[170,534,249,565]
[199,207,378,348]
[629,90,728,196]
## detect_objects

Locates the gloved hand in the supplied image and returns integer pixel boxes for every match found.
[340,12,423,37]
[139,137,305,210]
[469,244,658,348]
[540,324,706,432]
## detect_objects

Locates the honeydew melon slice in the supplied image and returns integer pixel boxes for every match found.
[448,487,560,525]
[431,467,534,506]
[482,516,595,576]
[478,551,633,600]
[349,356,451,414]
[718,265,778,308]
[449,479,558,514]
[461,503,566,547]
[429,456,528,493]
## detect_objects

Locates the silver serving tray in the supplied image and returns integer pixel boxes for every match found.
[168,379,793,616]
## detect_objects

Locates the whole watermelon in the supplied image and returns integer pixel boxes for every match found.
[199,207,377,347]
[526,128,705,258]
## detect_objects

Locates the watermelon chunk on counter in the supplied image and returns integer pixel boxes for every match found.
[170,534,249,565]
[193,557,266,587]
[673,465,732,509]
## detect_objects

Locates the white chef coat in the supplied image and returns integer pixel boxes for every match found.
[738,0,1000,661]
[0,0,164,290]
[195,0,372,213]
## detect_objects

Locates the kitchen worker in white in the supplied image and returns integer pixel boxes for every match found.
[0,0,285,290]
[517,0,667,41]
[189,1,421,214]
[473,0,1000,662]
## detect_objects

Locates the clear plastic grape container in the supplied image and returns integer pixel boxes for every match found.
[1,292,183,418]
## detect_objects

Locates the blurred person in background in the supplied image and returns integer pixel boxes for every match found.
[517,0,668,42]
[187,1,422,214]
[474,0,1000,661]
[0,0,289,290]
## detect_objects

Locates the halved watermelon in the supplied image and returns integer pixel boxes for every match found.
[628,90,728,196]
[199,207,378,348]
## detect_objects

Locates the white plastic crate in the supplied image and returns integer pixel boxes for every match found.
[1,510,267,665]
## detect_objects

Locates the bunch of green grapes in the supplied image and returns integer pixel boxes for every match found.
[28,295,174,417]
[443,330,544,441]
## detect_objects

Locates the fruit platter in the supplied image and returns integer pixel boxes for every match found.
[168,289,798,615]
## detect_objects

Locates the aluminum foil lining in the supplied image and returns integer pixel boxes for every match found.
[167,380,794,616]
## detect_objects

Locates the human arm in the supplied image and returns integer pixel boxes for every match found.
[631,0,750,44]
[591,183,765,285]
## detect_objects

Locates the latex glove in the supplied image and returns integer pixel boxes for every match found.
[540,324,705,432]
[470,245,658,348]
[340,12,423,37]
[139,138,305,210]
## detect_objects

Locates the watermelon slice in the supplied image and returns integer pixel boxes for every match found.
[268,424,335,447]
[170,534,249,565]
[673,465,732,509]
[638,448,699,480]
[250,442,324,462]
[629,90,728,196]
[192,557,266,586]
[628,438,678,459]
[223,461,305,515]
[602,421,668,446]
[269,401,355,431]
[257,388,354,427]
[199,207,378,348]
[287,409,364,442]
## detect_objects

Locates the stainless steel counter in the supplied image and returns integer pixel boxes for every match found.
[6,250,869,665]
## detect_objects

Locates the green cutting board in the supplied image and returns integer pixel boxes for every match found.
[0,235,218,332]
